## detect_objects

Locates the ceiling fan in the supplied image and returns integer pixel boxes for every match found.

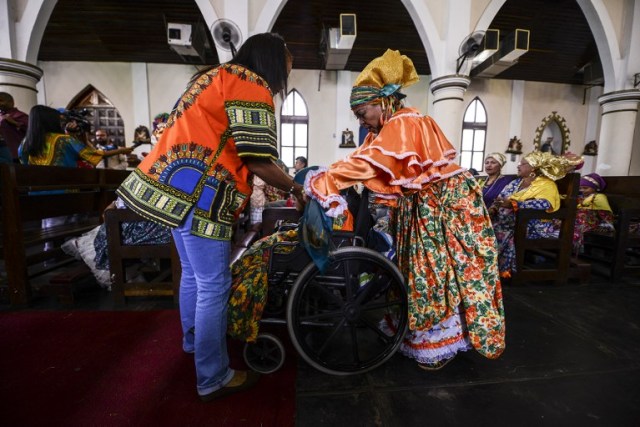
[211,19,243,57]
[456,31,486,74]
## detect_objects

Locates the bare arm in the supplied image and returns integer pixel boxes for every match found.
[102,147,134,157]
[244,158,304,201]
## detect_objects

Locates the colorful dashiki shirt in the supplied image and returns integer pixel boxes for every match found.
[491,177,560,277]
[19,133,102,167]
[116,64,279,241]
[305,108,505,364]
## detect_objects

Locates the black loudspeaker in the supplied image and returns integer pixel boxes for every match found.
[515,29,529,51]
[484,29,499,51]
[340,14,356,37]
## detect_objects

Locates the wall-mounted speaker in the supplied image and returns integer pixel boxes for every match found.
[167,23,192,47]
[167,22,205,58]
[340,14,356,37]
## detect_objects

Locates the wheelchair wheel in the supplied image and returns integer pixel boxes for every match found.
[287,247,407,376]
[243,333,286,374]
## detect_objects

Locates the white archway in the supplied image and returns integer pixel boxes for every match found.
[252,0,288,35]
[400,0,440,76]
[474,0,507,33]
[576,0,621,91]
[18,0,58,63]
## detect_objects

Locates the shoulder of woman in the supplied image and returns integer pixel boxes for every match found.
[54,133,77,144]
[221,64,274,100]
[536,175,556,185]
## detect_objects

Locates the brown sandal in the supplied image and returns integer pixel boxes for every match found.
[199,370,261,402]
[417,356,454,371]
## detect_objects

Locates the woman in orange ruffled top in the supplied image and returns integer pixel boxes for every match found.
[304,49,505,370]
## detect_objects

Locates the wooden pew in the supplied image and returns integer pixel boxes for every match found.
[104,208,181,306]
[580,176,640,279]
[512,173,589,285]
[105,205,263,305]
[0,163,129,306]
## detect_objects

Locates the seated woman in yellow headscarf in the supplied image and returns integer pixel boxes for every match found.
[303,49,506,371]
[573,173,614,253]
[490,151,582,278]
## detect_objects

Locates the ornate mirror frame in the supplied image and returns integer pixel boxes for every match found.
[533,111,571,154]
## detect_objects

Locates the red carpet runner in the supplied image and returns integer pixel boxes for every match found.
[0,310,295,426]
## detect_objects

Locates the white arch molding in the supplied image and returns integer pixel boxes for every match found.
[18,0,58,64]
[252,0,288,35]
[400,0,439,76]
[576,0,621,92]
[474,0,507,33]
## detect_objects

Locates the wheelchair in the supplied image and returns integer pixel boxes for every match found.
[243,189,408,376]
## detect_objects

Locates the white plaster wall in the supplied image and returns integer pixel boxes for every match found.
[281,69,338,168]
[39,61,197,142]
[465,78,513,154]
[521,81,589,155]
[38,60,135,135]
[398,75,431,117]
[146,63,197,122]
[36,61,599,173]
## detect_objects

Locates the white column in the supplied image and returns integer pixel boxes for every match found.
[503,80,525,174]
[508,80,524,140]
[596,89,640,176]
[429,75,470,149]
[131,63,150,132]
[0,58,43,111]
[581,86,603,174]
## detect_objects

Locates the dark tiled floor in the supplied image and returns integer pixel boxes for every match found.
[3,274,640,426]
[295,277,640,426]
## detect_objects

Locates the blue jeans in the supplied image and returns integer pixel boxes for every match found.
[172,209,234,396]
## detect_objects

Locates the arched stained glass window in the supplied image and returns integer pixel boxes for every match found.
[280,89,308,169]
[460,97,487,171]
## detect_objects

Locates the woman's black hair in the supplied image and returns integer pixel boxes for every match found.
[23,105,64,157]
[134,125,151,139]
[191,32,289,98]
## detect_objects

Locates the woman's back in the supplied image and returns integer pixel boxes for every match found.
[20,132,101,167]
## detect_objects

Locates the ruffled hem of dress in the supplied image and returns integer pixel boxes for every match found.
[399,337,472,364]
[304,167,347,218]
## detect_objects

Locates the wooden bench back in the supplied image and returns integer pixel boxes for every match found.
[512,172,580,285]
[0,163,130,306]
[261,207,301,237]
[104,208,180,305]
[580,175,640,279]
[599,176,640,198]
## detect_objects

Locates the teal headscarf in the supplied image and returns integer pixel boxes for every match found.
[349,84,406,108]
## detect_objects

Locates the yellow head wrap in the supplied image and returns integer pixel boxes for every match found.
[523,151,583,181]
[350,49,419,108]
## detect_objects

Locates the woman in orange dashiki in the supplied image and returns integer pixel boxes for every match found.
[117,33,303,402]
